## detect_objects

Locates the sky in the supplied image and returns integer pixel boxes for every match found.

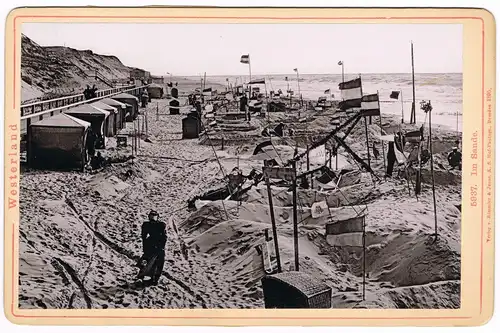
[22,23,462,76]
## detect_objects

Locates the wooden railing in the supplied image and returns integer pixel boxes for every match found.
[20,85,149,136]
[20,85,137,119]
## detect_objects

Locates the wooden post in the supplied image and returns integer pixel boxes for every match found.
[265,175,282,273]
[132,120,136,157]
[362,216,366,301]
[306,144,311,188]
[377,91,386,171]
[429,103,438,239]
[364,117,371,169]
[400,90,404,124]
[329,147,332,169]
[291,161,299,271]
[221,137,224,150]
[410,41,416,124]
[156,102,159,121]
[137,118,141,150]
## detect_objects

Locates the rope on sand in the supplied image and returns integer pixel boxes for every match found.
[137,154,210,164]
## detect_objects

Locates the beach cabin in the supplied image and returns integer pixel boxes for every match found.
[100,98,127,130]
[261,272,332,309]
[64,104,109,149]
[91,101,118,137]
[147,83,165,99]
[182,111,201,139]
[113,93,139,121]
[28,113,91,170]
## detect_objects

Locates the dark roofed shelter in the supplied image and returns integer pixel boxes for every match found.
[261,272,332,308]
[113,93,139,121]
[65,104,109,148]
[28,113,91,171]
[91,101,118,137]
[101,98,127,130]
[147,83,164,99]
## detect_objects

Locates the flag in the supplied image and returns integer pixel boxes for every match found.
[293,68,298,72]
[360,93,381,117]
[248,79,265,85]
[311,201,329,219]
[338,77,362,109]
[203,87,212,96]
[315,167,338,186]
[240,54,250,64]
[404,129,423,143]
[338,61,343,66]
[324,89,331,94]
[307,144,327,166]
[325,215,364,247]
[250,146,279,161]
[390,91,400,99]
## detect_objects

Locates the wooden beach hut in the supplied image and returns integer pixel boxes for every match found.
[64,104,110,148]
[91,101,118,137]
[100,98,127,130]
[113,93,139,121]
[28,113,91,170]
[147,83,165,99]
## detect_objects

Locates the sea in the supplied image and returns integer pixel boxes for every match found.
[204,73,463,132]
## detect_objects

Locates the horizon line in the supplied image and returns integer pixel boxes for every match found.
[164,72,463,77]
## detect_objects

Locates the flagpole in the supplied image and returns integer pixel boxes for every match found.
[411,41,416,124]
[364,116,371,170]
[400,89,404,123]
[292,161,299,271]
[377,91,386,171]
[428,101,438,240]
[248,55,252,99]
[295,69,301,106]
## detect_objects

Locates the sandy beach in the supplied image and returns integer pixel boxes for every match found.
[19,78,462,309]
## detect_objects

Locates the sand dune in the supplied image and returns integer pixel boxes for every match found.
[19,96,461,309]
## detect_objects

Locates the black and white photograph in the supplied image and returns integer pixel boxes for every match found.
[18,22,462,310]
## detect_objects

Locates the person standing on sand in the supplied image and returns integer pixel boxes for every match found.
[386,141,397,177]
[139,210,167,285]
[240,94,248,120]
[141,90,149,108]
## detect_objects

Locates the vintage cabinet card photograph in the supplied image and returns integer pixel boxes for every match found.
[3,6,495,326]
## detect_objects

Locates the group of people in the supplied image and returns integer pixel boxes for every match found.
[85,129,107,171]
[83,84,98,100]
[383,133,462,178]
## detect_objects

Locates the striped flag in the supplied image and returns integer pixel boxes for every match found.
[248,79,265,85]
[339,77,362,109]
[240,54,250,64]
[360,93,381,117]
[325,215,364,247]
[203,87,212,96]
